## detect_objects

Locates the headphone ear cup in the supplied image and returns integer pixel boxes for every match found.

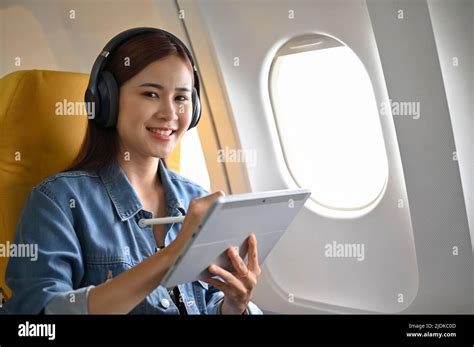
[96,71,119,128]
[188,87,201,130]
[84,88,97,120]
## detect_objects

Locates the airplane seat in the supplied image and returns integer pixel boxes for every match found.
[0,70,181,303]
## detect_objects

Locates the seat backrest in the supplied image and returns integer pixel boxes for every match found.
[0,70,180,300]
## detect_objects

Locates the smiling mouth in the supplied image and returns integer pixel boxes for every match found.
[146,127,176,136]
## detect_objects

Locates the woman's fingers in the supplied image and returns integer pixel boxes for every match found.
[202,235,261,314]
[227,247,249,278]
[208,264,246,293]
[203,276,229,292]
[205,238,262,314]
[247,234,261,276]
[187,190,225,219]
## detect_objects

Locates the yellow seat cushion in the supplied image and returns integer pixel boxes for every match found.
[0,70,180,298]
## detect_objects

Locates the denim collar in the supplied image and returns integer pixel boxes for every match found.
[99,159,185,221]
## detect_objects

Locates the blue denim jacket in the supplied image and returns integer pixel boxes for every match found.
[1,159,262,315]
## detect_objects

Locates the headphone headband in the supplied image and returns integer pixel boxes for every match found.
[85,27,201,129]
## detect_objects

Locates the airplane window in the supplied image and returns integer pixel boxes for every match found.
[270,34,388,212]
[180,127,211,191]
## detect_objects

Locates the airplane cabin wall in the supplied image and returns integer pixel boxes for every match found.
[367,0,472,313]
[427,0,473,251]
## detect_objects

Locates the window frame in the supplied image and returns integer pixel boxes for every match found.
[268,34,389,215]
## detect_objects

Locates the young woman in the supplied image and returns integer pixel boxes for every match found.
[2,28,262,314]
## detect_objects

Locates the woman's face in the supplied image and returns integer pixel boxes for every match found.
[116,55,194,161]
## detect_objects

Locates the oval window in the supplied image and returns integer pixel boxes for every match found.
[269,34,388,211]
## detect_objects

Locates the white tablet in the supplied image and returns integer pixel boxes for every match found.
[161,188,311,288]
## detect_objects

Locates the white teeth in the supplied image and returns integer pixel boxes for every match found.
[147,128,173,136]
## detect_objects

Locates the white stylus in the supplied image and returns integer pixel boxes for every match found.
[138,216,185,228]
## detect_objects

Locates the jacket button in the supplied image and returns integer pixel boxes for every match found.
[160,298,170,309]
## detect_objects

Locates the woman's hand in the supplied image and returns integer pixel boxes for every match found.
[171,190,225,252]
[204,234,261,314]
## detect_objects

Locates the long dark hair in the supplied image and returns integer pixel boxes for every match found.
[66,31,194,172]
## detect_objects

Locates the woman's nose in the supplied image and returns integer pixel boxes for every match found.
[157,99,178,120]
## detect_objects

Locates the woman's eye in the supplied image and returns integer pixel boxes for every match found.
[143,92,159,98]
[143,93,188,101]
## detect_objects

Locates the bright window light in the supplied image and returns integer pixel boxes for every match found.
[270,35,388,211]
[180,128,211,191]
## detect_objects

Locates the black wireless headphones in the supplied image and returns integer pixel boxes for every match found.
[85,27,201,129]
